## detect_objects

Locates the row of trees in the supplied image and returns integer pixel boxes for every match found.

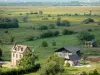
[0,17,19,28]
[56,18,70,27]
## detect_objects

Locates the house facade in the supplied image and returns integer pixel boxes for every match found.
[55,46,82,66]
[11,43,31,66]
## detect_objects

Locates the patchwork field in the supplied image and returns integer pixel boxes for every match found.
[0,6,100,75]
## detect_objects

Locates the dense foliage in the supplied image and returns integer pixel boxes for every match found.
[82,18,94,24]
[38,55,64,75]
[40,30,59,38]
[77,31,95,41]
[0,17,19,28]
[41,41,48,47]
[62,29,75,35]
[17,52,38,69]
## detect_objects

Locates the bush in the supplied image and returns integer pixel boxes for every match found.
[0,64,40,75]
[41,41,48,47]
[40,31,60,38]
[88,29,92,32]
[49,24,56,29]
[77,31,95,41]
[39,55,64,75]
[61,20,70,27]
[26,36,34,41]
[4,30,9,33]
[66,62,70,67]
[38,25,48,30]
[82,18,94,24]
[0,22,19,29]
[62,29,75,35]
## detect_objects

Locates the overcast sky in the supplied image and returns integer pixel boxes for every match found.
[0,0,99,2]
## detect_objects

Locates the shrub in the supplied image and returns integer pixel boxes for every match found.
[66,62,70,67]
[38,25,48,30]
[61,20,70,27]
[41,41,48,47]
[62,29,75,35]
[56,17,61,26]
[49,24,56,29]
[77,31,95,41]
[26,36,34,41]
[0,22,19,29]
[88,29,92,32]
[40,31,60,38]
[82,18,94,24]
[4,30,8,33]
[39,55,64,75]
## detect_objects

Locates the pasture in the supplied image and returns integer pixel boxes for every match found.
[0,6,100,75]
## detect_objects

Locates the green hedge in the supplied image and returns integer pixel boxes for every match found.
[0,64,40,75]
[0,22,19,29]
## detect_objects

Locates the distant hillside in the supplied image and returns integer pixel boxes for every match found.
[0,2,100,6]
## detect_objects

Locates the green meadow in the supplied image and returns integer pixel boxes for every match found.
[0,6,100,75]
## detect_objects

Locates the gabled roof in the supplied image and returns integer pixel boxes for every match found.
[12,43,31,53]
[55,46,80,54]
[55,47,71,53]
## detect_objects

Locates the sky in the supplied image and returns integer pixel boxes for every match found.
[0,0,100,2]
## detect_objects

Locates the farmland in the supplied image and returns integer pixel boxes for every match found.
[0,6,100,75]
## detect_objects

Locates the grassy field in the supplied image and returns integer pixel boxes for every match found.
[0,6,100,75]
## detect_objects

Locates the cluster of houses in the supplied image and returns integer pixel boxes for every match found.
[10,43,82,67]
[3,41,98,67]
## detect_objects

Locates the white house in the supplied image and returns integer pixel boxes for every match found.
[11,43,32,66]
[55,46,82,66]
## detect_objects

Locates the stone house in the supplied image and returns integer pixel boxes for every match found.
[55,46,82,66]
[11,43,32,66]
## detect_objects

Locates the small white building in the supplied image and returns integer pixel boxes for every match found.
[11,43,32,66]
[55,46,82,66]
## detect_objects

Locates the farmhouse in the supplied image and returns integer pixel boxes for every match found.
[11,43,32,66]
[55,46,82,66]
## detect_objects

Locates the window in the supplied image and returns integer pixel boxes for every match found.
[20,54,22,58]
[13,53,15,57]
[21,48,23,51]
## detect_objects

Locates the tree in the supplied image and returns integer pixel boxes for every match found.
[22,16,28,22]
[62,29,75,35]
[41,41,48,47]
[38,25,48,31]
[56,17,61,26]
[61,20,70,27]
[77,31,95,42]
[17,52,37,69]
[39,10,43,15]
[10,36,15,43]
[82,18,94,24]
[38,55,64,75]
[49,24,56,29]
